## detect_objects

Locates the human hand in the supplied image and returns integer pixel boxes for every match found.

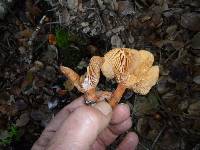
[31,91,138,150]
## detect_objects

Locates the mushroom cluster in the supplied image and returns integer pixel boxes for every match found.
[60,48,159,108]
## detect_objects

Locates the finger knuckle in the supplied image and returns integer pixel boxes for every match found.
[78,106,99,126]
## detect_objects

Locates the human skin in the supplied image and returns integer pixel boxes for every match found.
[31,91,138,150]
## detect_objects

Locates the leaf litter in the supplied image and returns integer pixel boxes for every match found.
[0,0,200,149]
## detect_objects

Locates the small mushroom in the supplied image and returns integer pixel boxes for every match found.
[60,56,104,104]
[101,48,159,108]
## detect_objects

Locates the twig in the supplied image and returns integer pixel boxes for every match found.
[138,142,150,150]
[28,15,47,46]
[164,49,179,64]
[45,22,61,25]
[150,124,166,150]
[159,50,162,66]
[33,39,47,53]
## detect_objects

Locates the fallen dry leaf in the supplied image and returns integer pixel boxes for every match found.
[48,34,56,45]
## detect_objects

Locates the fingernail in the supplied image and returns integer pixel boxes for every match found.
[118,103,130,109]
[94,101,112,116]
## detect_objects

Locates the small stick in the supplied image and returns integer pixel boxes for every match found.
[138,142,150,150]
[151,124,166,150]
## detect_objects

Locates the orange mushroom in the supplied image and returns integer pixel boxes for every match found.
[60,56,104,104]
[60,48,159,108]
[101,48,159,108]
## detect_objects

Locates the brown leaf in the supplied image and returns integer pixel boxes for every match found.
[181,13,200,31]
[16,113,30,127]
[48,34,56,45]
[117,1,135,16]
[0,104,17,116]
[155,40,184,49]
[25,0,41,24]
[86,45,99,56]
[188,101,200,116]
[17,29,33,39]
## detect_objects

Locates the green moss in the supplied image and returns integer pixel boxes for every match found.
[0,124,20,146]
[55,28,89,68]
[56,28,88,48]
[56,29,70,48]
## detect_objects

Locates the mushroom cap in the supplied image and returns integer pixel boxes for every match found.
[101,60,115,79]
[101,48,159,95]
[101,48,139,82]
[127,66,159,95]
[132,50,154,76]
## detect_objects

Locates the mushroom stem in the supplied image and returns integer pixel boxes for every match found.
[85,88,98,104]
[60,66,83,92]
[60,66,80,85]
[108,83,126,108]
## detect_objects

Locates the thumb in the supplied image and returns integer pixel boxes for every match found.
[47,101,112,150]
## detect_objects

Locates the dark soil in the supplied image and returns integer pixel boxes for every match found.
[0,0,200,149]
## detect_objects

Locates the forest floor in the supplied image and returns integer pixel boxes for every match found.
[0,0,200,149]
